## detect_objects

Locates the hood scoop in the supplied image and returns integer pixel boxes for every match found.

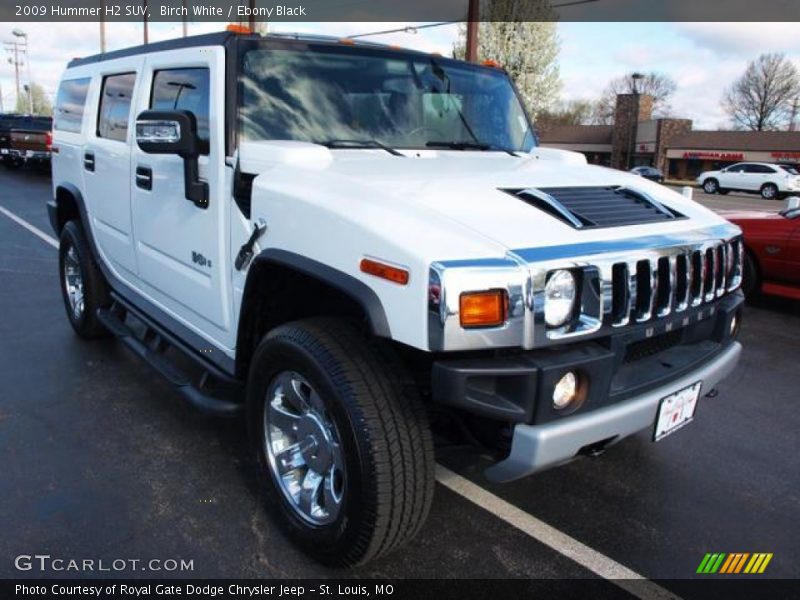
[504,186,685,229]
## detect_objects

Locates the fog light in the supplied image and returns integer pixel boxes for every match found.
[553,371,578,410]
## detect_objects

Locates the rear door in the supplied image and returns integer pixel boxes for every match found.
[82,59,142,278]
[130,47,233,348]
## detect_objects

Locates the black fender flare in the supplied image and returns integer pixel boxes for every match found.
[237,249,392,367]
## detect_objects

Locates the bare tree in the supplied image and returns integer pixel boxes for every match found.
[538,99,594,128]
[593,72,677,124]
[723,53,800,131]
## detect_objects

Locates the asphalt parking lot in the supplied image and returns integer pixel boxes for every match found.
[1,168,798,592]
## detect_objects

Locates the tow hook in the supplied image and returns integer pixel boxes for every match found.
[705,388,719,398]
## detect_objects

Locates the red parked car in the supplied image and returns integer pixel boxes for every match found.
[721,198,800,300]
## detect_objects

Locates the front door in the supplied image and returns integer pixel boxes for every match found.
[130,47,233,348]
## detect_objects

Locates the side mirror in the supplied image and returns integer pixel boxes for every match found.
[784,196,800,211]
[135,110,208,208]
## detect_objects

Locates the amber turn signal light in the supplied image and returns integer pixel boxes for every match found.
[459,290,508,328]
[360,259,409,285]
[226,24,253,34]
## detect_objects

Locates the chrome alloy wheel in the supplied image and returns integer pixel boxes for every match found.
[264,371,346,525]
[63,246,85,320]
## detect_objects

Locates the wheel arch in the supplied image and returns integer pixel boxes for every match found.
[235,249,391,379]
[52,182,87,235]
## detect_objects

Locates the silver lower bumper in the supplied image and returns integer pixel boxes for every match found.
[485,342,742,483]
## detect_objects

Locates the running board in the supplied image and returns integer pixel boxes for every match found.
[97,302,243,417]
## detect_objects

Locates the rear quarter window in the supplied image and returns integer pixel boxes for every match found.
[54,77,91,134]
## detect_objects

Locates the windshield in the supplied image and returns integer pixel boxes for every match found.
[779,165,799,175]
[238,44,536,152]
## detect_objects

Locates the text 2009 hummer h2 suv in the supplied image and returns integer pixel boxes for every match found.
[50,31,743,566]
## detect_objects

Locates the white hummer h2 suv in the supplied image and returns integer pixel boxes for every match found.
[50,31,744,566]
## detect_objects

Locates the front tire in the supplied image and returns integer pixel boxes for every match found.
[761,183,779,200]
[703,179,719,194]
[58,220,111,338]
[742,250,760,299]
[247,318,434,567]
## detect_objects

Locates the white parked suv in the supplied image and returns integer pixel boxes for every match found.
[697,161,800,200]
[49,31,744,566]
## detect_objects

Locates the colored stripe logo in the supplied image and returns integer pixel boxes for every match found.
[697,553,773,574]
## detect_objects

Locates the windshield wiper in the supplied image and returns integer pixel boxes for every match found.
[319,139,404,157]
[425,141,519,157]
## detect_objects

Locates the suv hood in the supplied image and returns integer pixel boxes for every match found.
[245,143,728,252]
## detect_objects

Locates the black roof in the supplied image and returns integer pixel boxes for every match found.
[67,30,456,70]
[68,31,240,68]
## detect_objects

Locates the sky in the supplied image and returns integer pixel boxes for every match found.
[2,21,799,129]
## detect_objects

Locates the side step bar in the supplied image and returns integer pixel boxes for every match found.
[97,301,243,417]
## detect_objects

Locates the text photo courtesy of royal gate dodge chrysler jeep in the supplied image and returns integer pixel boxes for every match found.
[2,8,799,598]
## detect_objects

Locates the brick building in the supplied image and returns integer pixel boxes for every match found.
[538,93,800,180]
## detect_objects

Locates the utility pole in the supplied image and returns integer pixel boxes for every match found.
[789,98,799,132]
[248,0,256,32]
[143,0,149,44]
[182,0,188,37]
[4,39,24,112]
[465,0,479,62]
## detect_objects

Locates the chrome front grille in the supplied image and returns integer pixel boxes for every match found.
[605,239,743,328]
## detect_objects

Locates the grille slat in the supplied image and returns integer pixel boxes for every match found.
[609,240,740,328]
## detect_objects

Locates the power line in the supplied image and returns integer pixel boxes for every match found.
[347,21,457,40]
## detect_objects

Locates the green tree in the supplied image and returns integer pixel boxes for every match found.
[15,82,52,116]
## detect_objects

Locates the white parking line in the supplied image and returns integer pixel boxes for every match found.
[436,466,680,600]
[0,204,58,249]
[0,203,680,599]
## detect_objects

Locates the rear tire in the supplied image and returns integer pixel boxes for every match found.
[247,318,434,567]
[58,220,111,338]
[703,179,719,194]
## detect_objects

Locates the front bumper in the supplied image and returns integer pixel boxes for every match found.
[485,341,741,482]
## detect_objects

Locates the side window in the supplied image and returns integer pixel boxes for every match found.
[727,164,746,173]
[54,77,91,133]
[150,68,210,154]
[97,73,136,142]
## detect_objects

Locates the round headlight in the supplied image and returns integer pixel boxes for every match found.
[545,270,577,327]
[553,371,578,410]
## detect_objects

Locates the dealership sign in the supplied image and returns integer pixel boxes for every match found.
[682,151,745,161]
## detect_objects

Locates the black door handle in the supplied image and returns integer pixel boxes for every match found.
[135,166,152,190]
[83,152,95,172]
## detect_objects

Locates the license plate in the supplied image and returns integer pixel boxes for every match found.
[654,381,702,442]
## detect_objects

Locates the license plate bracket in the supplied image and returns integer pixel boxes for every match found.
[653,381,702,442]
